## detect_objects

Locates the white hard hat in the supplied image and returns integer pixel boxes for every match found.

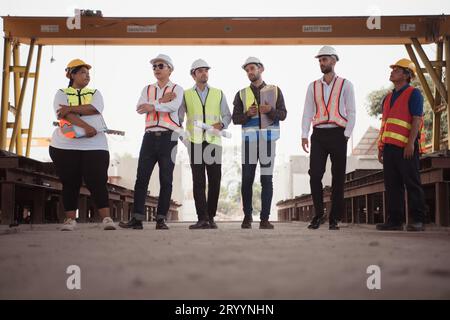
[190,58,210,74]
[242,56,264,69]
[315,46,339,61]
[150,53,174,70]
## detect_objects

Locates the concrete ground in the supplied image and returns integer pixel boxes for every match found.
[0,221,449,299]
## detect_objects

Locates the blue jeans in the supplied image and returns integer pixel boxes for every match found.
[241,137,276,220]
[133,131,177,221]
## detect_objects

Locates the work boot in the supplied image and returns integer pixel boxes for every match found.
[189,220,210,229]
[329,219,340,230]
[308,215,324,230]
[376,222,403,231]
[259,219,275,229]
[241,215,253,229]
[119,217,143,230]
[156,219,169,230]
[406,222,425,232]
[208,217,218,229]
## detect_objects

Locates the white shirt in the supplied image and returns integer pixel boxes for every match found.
[50,89,109,151]
[136,80,184,132]
[301,75,356,138]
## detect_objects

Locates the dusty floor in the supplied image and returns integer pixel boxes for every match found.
[0,221,449,299]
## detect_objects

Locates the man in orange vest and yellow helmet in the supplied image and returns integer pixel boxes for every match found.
[376,58,427,232]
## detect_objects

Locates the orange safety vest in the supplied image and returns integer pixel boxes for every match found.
[377,86,426,153]
[145,84,182,131]
[312,77,348,128]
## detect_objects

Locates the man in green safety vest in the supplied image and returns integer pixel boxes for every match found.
[180,59,232,229]
[232,57,287,229]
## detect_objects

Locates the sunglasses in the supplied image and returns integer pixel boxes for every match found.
[152,63,168,70]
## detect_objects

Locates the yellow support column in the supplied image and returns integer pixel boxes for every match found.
[26,45,42,157]
[0,38,12,150]
[9,39,34,153]
[12,43,23,155]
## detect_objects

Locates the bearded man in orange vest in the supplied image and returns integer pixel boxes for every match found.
[301,46,356,230]
[376,59,427,232]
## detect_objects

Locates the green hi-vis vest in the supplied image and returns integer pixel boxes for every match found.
[62,87,96,106]
[58,87,97,138]
[184,87,223,145]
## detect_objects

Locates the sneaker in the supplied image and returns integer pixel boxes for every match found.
[61,218,77,231]
[102,217,117,230]
[376,222,403,231]
[119,217,143,230]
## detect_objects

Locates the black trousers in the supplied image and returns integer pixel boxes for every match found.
[309,127,347,222]
[49,146,110,211]
[133,131,178,221]
[241,137,276,220]
[382,142,425,224]
[188,141,222,221]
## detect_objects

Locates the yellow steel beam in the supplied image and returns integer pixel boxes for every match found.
[405,44,435,107]
[412,38,448,105]
[8,38,34,152]
[2,15,449,46]
[26,44,42,157]
[0,38,11,150]
[12,43,23,155]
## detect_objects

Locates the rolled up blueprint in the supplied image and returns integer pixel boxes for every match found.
[193,120,232,138]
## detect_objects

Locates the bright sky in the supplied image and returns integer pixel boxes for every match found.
[1,0,449,163]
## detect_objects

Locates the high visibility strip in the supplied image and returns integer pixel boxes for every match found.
[382,131,409,143]
[386,118,411,129]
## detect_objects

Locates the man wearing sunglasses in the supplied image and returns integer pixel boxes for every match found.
[232,57,287,229]
[179,59,232,229]
[119,54,184,230]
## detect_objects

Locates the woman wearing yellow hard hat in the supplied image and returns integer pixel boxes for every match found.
[49,58,116,231]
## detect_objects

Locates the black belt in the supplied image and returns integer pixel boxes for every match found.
[146,130,173,136]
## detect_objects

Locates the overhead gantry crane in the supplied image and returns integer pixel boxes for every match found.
[1,14,449,156]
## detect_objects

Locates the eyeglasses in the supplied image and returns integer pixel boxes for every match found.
[152,63,168,70]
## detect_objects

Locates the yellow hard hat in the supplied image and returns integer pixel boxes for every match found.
[65,59,91,78]
[390,58,416,78]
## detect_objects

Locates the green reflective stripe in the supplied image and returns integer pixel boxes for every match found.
[386,118,412,129]
[382,131,409,143]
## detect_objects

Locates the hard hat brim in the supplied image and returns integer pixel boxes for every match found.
[315,54,339,61]
[242,62,263,69]
[150,58,174,70]
[65,63,92,78]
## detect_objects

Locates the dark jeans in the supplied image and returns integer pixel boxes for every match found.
[133,131,178,221]
[383,142,425,224]
[49,146,110,211]
[241,137,276,220]
[188,141,222,221]
[309,127,347,222]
